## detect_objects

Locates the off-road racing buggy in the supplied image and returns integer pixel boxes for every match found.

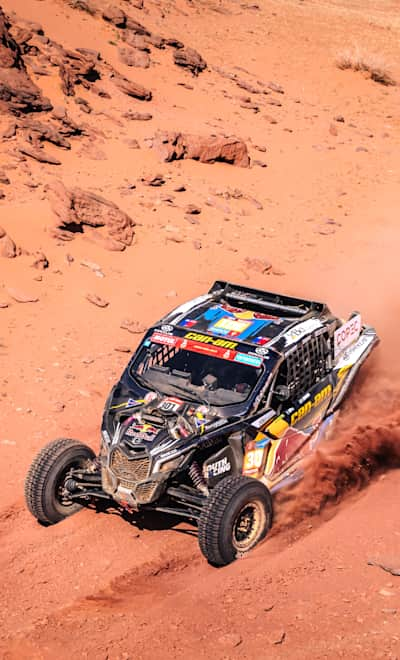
[25,281,378,566]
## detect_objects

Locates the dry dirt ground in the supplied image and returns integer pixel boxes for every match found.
[0,0,400,658]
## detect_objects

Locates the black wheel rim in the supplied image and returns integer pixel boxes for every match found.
[232,500,266,552]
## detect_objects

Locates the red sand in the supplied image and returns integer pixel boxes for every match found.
[0,0,399,657]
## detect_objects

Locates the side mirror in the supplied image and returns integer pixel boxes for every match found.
[274,385,291,402]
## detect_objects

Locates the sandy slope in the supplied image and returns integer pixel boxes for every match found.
[0,0,399,657]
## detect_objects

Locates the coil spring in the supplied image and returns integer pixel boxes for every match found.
[189,461,209,495]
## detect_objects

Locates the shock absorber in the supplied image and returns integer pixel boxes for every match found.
[189,461,209,496]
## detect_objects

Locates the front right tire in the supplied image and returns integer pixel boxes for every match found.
[25,438,95,525]
[198,475,273,567]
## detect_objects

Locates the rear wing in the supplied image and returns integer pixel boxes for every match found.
[209,281,328,318]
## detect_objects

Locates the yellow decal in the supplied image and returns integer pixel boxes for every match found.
[184,331,237,350]
[290,384,332,425]
[267,416,289,439]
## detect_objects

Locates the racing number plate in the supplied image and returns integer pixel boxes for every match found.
[243,448,265,476]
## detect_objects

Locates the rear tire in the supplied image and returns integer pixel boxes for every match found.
[198,475,273,567]
[25,438,95,525]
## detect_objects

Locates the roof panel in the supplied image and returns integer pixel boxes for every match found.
[176,302,293,346]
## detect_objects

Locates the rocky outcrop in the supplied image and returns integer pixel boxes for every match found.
[0,7,51,114]
[47,181,136,251]
[153,132,250,167]
[57,48,100,96]
[173,47,206,75]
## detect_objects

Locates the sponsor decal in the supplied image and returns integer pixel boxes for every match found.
[251,410,276,429]
[335,332,373,369]
[253,336,271,345]
[181,318,196,328]
[212,317,252,336]
[160,324,174,333]
[234,352,263,367]
[334,314,362,358]
[206,456,231,478]
[254,346,269,356]
[110,398,143,410]
[184,331,238,350]
[283,318,323,346]
[150,332,262,368]
[151,332,178,347]
[290,384,332,425]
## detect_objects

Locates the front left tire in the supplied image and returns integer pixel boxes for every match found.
[25,438,95,525]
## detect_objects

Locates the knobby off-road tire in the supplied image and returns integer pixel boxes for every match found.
[25,438,95,525]
[198,475,273,567]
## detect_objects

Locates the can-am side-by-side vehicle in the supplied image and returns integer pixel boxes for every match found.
[25,281,378,565]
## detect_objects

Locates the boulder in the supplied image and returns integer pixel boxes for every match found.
[47,181,135,251]
[173,47,206,75]
[113,73,152,100]
[118,46,150,68]
[102,6,126,28]
[0,225,16,258]
[153,132,250,167]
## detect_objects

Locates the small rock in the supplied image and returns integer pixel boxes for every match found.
[193,240,202,249]
[267,81,284,93]
[52,402,65,413]
[80,259,104,277]
[217,633,242,648]
[120,319,146,334]
[271,630,286,645]
[114,345,132,353]
[252,159,267,168]
[141,174,165,187]
[7,288,38,303]
[329,123,338,136]
[85,293,109,308]
[124,138,141,149]
[165,290,177,298]
[334,115,345,122]
[0,301,9,308]
[379,588,395,597]
[0,171,10,185]
[123,111,152,121]
[356,146,368,152]
[244,257,272,273]
[31,251,49,269]
[185,204,201,215]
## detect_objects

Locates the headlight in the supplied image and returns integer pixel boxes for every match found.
[157,456,183,473]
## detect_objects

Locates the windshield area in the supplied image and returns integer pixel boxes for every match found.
[130,340,264,406]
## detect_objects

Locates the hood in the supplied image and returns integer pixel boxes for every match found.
[103,385,221,453]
